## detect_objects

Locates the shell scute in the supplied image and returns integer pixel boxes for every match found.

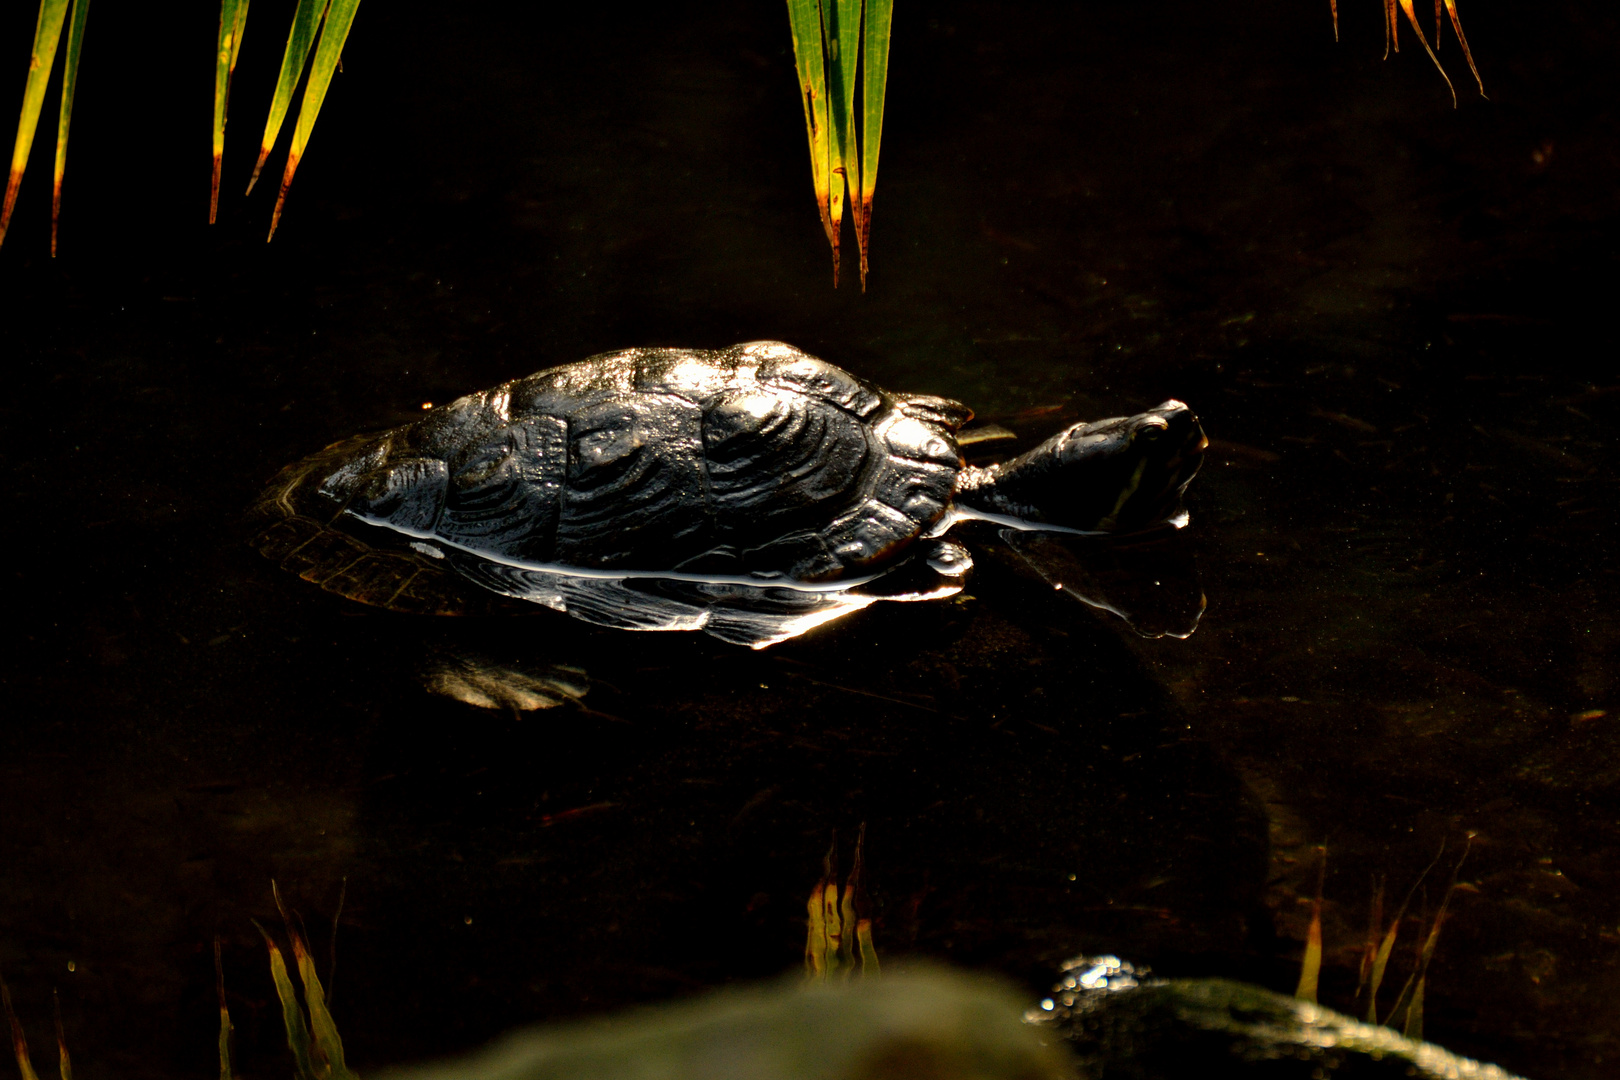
[347,457,448,535]
[633,348,743,402]
[554,393,709,568]
[439,416,567,563]
[701,389,871,533]
[754,347,884,419]
[820,501,920,568]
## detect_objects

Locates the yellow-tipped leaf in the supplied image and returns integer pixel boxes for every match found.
[211,0,250,223]
[50,0,88,255]
[1,0,70,249]
[856,0,892,289]
[268,0,360,239]
[248,0,327,195]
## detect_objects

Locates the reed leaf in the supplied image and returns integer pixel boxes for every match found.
[215,938,234,1080]
[822,0,860,287]
[856,0,891,289]
[211,0,250,223]
[248,0,326,195]
[1294,845,1326,1003]
[0,0,70,249]
[0,973,41,1080]
[785,0,833,261]
[804,879,831,978]
[50,992,70,1080]
[285,915,357,1080]
[268,0,361,240]
[254,919,318,1080]
[50,0,88,255]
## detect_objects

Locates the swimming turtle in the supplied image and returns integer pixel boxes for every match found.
[251,341,1205,647]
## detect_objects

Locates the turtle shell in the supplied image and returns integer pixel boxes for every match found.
[250,341,972,615]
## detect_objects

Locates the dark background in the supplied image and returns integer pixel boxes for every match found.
[3,1,1618,1078]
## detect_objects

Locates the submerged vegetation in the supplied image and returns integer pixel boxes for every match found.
[804,828,879,981]
[1292,838,1473,1041]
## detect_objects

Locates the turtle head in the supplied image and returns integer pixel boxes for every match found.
[957,400,1206,532]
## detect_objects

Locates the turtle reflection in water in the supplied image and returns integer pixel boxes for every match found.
[251,341,1206,647]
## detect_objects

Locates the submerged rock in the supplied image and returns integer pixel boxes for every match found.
[1030,956,1523,1079]
[384,966,1070,1080]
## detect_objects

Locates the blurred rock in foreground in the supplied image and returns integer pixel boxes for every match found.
[383,963,1525,1080]
[383,966,1071,1080]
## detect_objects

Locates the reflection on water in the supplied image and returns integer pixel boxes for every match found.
[2,0,1618,1077]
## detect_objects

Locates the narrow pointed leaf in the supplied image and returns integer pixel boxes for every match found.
[1295,846,1326,1003]
[50,0,88,255]
[856,918,879,976]
[856,0,892,290]
[1,974,41,1080]
[1441,0,1485,96]
[1365,918,1399,1022]
[822,0,861,287]
[1,0,70,249]
[1396,0,1456,106]
[254,920,318,1080]
[286,916,357,1080]
[1403,976,1426,1041]
[804,880,829,978]
[211,0,250,223]
[268,0,360,240]
[785,0,833,266]
[1383,0,1397,59]
[1330,0,1339,42]
[215,938,234,1080]
[51,992,70,1080]
[248,0,326,195]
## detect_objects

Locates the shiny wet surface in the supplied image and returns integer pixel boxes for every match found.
[2,1,1617,1077]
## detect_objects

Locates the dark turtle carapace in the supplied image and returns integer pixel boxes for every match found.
[251,342,1206,647]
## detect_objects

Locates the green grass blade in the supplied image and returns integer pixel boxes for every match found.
[287,917,357,1080]
[855,0,892,289]
[211,0,250,223]
[51,991,70,1080]
[785,0,833,272]
[804,879,829,978]
[1,973,41,1080]
[1,0,70,249]
[214,938,234,1080]
[856,918,880,976]
[822,0,860,287]
[1402,975,1425,1041]
[268,0,360,240]
[50,0,88,255]
[247,0,326,195]
[1294,845,1325,1003]
[254,920,318,1080]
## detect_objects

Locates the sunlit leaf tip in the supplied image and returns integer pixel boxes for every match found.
[268,0,361,241]
[215,938,234,1080]
[50,0,89,257]
[1330,0,1339,42]
[1395,0,1456,107]
[249,0,326,196]
[211,0,250,224]
[1,971,41,1080]
[51,991,71,1080]
[2,0,70,251]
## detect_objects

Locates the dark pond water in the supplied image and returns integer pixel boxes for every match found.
[3,1,1617,1077]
